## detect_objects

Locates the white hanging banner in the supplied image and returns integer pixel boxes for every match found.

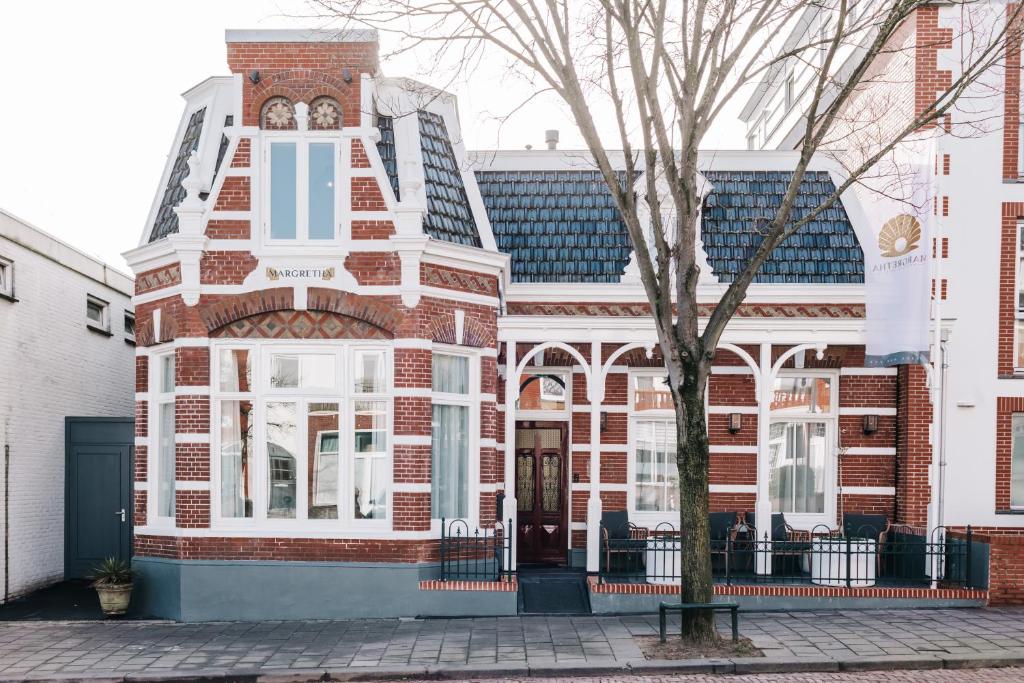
[859,147,934,366]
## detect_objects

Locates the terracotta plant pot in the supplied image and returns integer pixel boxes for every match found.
[95,583,132,616]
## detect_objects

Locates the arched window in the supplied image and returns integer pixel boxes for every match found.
[309,96,342,130]
[260,96,297,130]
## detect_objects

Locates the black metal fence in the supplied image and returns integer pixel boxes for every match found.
[598,521,975,589]
[439,518,513,582]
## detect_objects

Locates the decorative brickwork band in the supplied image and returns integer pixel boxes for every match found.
[212,310,392,340]
[505,302,866,318]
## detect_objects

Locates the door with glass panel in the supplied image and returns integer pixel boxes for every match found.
[515,423,568,565]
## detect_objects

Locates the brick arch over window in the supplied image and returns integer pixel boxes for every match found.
[197,287,402,338]
[427,313,495,348]
[260,96,297,130]
[212,310,391,340]
[248,70,352,127]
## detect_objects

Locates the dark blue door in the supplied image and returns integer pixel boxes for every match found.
[65,418,133,579]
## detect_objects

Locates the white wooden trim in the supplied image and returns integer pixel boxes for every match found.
[175,386,211,396]
[845,447,897,456]
[571,443,628,452]
[175,433,211,444]
[839,407,897,416]
[175,481,211,491]
[709,484,758,494]
[393,435,431,446]
[842,486,896,496]
[572,404,629,413]
[392,482,431,493]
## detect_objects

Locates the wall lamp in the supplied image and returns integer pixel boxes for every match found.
[728,413,743,433]
[863,414,879,435]
[248,70,261,84]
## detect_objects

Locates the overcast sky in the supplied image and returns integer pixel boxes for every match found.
[0,1,747,273]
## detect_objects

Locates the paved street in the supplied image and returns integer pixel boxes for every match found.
[1,609,1024,679]
[404,672,1024,682]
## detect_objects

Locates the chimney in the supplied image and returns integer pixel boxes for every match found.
[545,129,559,150]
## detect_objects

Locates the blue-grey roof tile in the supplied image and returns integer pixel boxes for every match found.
[475,170,633,283]
[376,114,399,201]
[418,111,481,247]
[701,170,864,283]
[148,107,206,242]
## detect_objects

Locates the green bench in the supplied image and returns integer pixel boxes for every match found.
[658,601,740,643]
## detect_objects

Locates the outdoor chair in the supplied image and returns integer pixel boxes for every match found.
[709,511,741,573]
[600,510,649,575]
[745,512,809,574]
[843,513,891,573]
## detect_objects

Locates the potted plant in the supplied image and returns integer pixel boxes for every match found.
[92,558,133,617]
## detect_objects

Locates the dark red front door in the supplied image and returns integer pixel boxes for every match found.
[515,422,568,565]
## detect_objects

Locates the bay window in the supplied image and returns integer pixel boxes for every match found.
[431,352,474,520]
[266,139,338,242]
[768,373,836,524]
[152,352,176,521]
[212,342,391,526]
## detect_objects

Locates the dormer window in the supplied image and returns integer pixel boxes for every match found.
[261,95,340,244]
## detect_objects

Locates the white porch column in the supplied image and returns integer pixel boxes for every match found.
[754,342,773,575]
[502,339,518,570]
[585,341,604,572]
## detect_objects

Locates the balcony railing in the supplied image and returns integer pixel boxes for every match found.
[439,518,513,582]
[599,522,975,589]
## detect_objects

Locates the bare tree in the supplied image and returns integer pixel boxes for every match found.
[309,0,1020,642]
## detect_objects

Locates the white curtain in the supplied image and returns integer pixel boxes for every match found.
[431,404,468,519]
[220,401,245,517]
[158,402,175,517]
[432,354,468,394]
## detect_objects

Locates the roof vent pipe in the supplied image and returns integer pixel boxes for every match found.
[545,129,559,150]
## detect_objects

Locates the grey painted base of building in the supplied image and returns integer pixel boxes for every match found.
[588,590,987,614]
[132,558,517,621]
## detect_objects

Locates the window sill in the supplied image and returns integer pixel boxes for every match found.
[995,509,1024,515]
[87,323,113,337]
[998,374,1024,380]
[125,337,137,347]
[0,292,16,303]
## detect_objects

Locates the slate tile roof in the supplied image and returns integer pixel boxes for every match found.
[475,170,633,283]
[376,114,400,201]
[701,170,864,283]
[148,107,206,243]
[418,111,481,248]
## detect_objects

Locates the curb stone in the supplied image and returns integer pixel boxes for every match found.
[2,655,1024,682]
[836,654,943,671]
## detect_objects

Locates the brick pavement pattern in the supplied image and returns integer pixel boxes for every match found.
[1,609,1024,677]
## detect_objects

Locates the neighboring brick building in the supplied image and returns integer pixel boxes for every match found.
[124,28,980,621]
[743,4,1024,604]
[0,209,135,601]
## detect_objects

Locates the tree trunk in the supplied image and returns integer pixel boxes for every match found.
[674,363,717,644]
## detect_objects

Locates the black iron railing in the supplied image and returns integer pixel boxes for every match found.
[439,518,513,582]
[598,521,975,589]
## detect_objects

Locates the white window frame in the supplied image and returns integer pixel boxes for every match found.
[210,340,394,532]
[768,369,839,529]
[86,294,111,333]
[1015,222,1024,373]
[149,348,177,527]
[0,255,13,300]
[124,311,136,344]
[626,369,680,525]
[430,346,481,529]
[1011,413,1024,510]
[261,133,342,247]
[516,368,572,421]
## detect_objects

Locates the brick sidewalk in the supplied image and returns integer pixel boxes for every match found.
[0,608,1023,679]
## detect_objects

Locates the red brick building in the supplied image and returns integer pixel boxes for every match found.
[124,28,986,620]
